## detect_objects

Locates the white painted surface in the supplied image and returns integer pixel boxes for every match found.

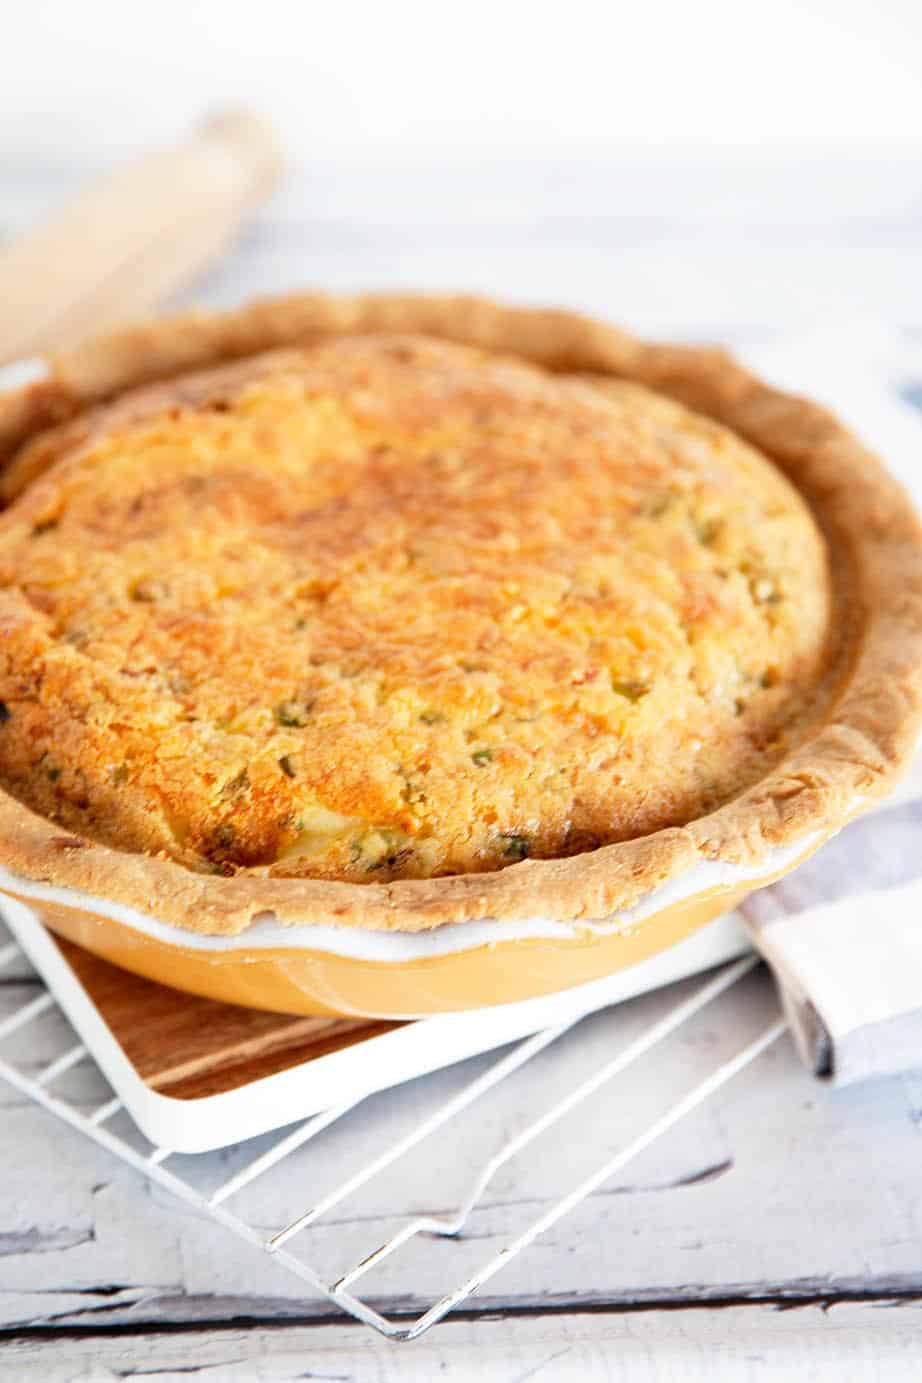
[1,152,922,1377]
[7,1304,922,1383]
[4,2,922,161]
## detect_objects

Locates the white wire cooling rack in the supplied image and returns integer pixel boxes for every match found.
[0,924,786,1342]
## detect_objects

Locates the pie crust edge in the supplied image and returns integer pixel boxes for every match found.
[0,292,919,937]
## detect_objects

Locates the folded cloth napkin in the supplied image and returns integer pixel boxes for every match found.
[740,322,922,1086]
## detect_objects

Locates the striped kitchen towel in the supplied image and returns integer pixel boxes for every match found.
[741,322,922,1085]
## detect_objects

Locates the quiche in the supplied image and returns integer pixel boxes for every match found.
[0,294,919,941]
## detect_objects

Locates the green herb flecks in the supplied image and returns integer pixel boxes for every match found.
[278,754,297,779]
[352,828,412,872]
[130,577,168,603]
[499,833,530,860]
[692,515,723,546]
[275,700,313,727]
[751,577,781,605]
[642,493,675,519]
[396,765,426,807]
[221,768,250,799]
[471,748,493,766]
[610,678,652,703]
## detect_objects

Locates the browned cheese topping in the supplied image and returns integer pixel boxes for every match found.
[0,336,831,881]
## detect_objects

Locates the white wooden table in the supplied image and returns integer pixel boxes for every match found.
[2,156,922,1381]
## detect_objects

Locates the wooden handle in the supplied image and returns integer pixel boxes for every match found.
[0,110,283,366]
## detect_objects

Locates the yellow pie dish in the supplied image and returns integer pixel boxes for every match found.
[0,293,919,1018]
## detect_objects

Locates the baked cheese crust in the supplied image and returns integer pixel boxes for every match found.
[0,334,831,882]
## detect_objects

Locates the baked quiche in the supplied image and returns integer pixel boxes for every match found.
[0,295,919,939]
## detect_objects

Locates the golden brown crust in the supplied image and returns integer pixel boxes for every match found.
[0,337,831,883]
[0,293,920,935]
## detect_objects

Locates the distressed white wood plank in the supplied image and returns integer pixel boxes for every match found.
[5,160,922,339]
[191,239,922,340]
[0,970,921,1330]
[5,156,922,237]
[194,161,922,336]
[0,958,37,984]
[7,1300,922,1382]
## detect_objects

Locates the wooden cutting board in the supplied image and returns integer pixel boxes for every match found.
[52,934,399,1100]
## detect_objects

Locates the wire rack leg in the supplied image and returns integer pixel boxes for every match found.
[332,956,764,1295]
[0,939,784,1344]
[267,1017,579,1249]
[402,1016,787,1340]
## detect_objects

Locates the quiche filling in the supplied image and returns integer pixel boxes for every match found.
[0,335,831,882]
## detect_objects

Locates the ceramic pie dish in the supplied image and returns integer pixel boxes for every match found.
[0,293,920,1018]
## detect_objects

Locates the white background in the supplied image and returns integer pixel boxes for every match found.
[3,0,922,163]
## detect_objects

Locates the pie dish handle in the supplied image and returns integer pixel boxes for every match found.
[0,109,283,369]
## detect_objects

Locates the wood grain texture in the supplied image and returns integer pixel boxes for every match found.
[6,1302,922,1382]
[1,968,921,1327]
[53,936,393,1098]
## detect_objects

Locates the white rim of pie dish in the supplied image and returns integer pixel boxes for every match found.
[0,825,831,965]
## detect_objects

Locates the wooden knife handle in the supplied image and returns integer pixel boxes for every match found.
[0,110,283,366]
